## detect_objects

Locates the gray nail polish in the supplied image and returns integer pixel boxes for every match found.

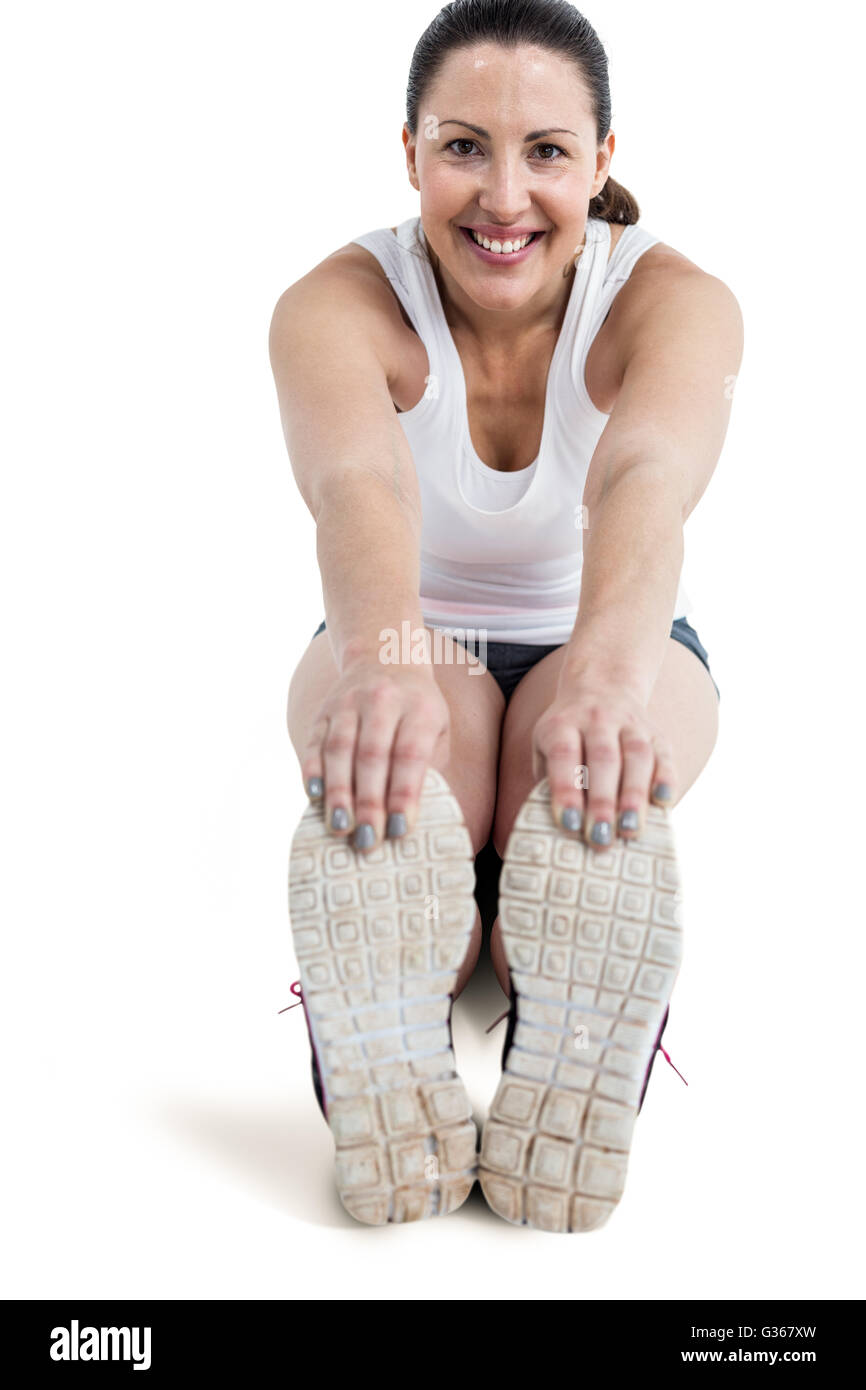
[619,809,639,832]
[352,823,375,849]
[306,776,323,799]
[386,812,407,838]
[590,820,612,846]
[330,807,349,831]
[652,782,672,802]
[561,806,582,831]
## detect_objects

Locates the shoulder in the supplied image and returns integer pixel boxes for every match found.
[608,233,744,363]
[269,234,410,383]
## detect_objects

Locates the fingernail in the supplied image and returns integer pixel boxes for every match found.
[330,807,349,831]
[618,809,639,833]
[386,812,407,838]
[561,806,582,831]
[652,782,672,802]
[352,823,375,849]
[590,820,612,846]
[306,776,323,799]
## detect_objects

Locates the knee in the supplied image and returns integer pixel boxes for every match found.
[425,747,494,856]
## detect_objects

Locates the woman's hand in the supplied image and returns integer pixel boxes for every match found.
[531,677,676,849]
[300,658,451,851]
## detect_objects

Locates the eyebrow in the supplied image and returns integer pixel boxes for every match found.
[438,120,578,141]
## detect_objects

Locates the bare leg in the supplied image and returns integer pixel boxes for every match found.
[488,637,720,992]
[287,627,506,993]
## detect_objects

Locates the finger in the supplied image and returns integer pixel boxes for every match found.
[581,715,622,851]
[351,689,401,851]
[300,715,328,802]
[387,709,448,837]
[616,724,655,840]
[649,736,677,810]
[536,721,585,833]
[322,708,359,835]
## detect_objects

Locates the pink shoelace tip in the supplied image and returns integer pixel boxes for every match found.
[278,980,304,1014]
[659,1041,688,1087]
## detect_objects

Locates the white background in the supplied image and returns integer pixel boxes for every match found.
[2,0,863,1301]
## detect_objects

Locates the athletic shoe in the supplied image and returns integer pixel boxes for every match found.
[479,778,684,1232]
[288,767,478,1224]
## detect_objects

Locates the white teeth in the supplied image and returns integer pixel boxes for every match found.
[469,229,535,253]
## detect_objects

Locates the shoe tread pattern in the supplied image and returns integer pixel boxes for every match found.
[479,778,683,1233]
[289,768,478,1224]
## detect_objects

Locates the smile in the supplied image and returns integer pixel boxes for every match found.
[459,226,546,264]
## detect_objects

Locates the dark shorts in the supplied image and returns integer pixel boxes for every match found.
[310,615,720,704]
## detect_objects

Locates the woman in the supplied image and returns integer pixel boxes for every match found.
[271,0,743,1231]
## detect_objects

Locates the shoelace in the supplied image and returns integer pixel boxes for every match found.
[485,1007,510,1034]
[658,1040,688,1087]
[278,980,304,1014]
[484,1005,688,1086]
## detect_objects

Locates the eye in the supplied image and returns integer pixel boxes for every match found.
[445,138,566,161]
[446,138,480,157]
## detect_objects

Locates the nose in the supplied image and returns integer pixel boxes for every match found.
[476,151,532,225]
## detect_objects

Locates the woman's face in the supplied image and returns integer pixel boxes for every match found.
[405,42,613,310]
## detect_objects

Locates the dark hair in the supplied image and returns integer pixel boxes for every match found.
[406,0,639,225]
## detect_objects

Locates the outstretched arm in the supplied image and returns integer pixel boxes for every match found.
[533,262,744,833]
[270,256,451,846]
[270,259,428,672]
[567,264,743,697]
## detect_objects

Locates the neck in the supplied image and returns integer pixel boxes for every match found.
[429,244,581,356]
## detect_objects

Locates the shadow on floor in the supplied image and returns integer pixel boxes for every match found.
[153,840,508,1229]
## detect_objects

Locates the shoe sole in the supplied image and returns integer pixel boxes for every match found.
[479,779,683,1233]
[289,767,478,1224]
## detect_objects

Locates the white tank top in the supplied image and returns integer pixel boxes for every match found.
[352,215,692,644]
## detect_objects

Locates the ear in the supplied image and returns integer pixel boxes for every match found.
[591,129,615,199]
[403,124,420,192]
